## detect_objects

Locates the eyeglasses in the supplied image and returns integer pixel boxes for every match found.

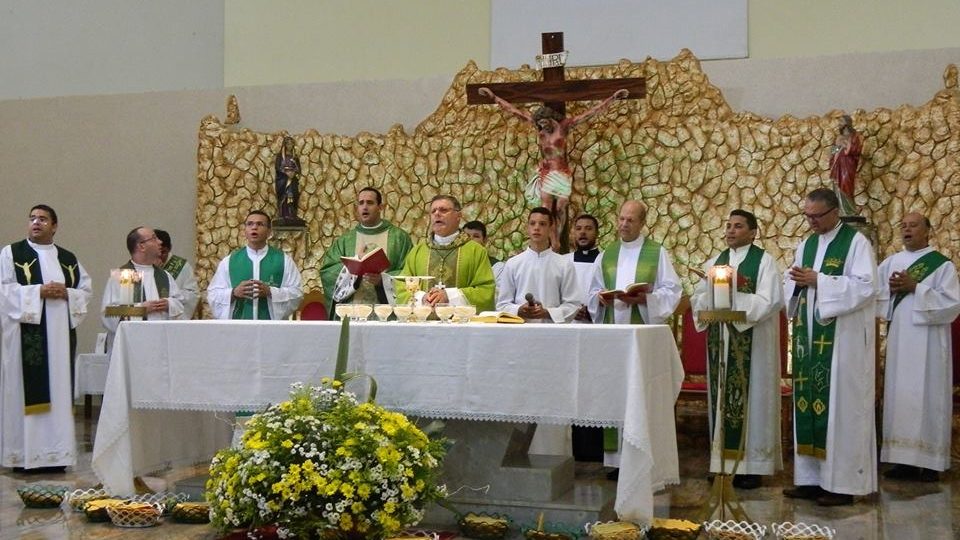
[28,216,50,224]
[802,207,837,220]
[139,235,158,245]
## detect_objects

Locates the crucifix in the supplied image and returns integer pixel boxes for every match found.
[466,32,645,250]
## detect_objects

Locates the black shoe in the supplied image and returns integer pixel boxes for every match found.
[605,468,620,481]
[918,468,940,483]
[782,485,824,500]
[883,464,919,480]
[732,474,761,489]
[816,491,854,506]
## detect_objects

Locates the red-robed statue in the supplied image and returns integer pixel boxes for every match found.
[829,115,862,199]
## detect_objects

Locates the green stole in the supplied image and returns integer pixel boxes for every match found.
[428,233,471,288]
[600,239,662,324]
[706,245,763,458]
[793,223,856,458]
[163,254,187,280]
[10,240,79,415]
[600,238,661,451]
[120,261,170,303]
[228,247,285,320]
[891,250,950,314]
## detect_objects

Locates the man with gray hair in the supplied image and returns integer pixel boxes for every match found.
[783,187,878,506]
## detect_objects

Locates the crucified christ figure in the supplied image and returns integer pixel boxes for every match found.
[478,87,629,248]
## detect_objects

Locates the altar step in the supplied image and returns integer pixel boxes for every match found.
[421,474,618,530]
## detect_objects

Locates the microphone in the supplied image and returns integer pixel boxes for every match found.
[525,293,536,306]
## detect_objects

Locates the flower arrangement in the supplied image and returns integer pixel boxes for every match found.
[207,378,446,539]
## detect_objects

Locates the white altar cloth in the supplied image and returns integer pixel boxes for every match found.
[92,320,683,522]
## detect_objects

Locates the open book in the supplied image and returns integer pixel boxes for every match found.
[340,246,390,276]
[598,282,650,301]
[472,311,525,324]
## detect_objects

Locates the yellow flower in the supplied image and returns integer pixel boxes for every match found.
[357,484,372,500]
[281,439,293,449]
[339,513,354,530]
[340,483,355,498]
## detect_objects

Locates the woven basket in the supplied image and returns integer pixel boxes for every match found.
[703,520,766,540]
[171,502,211,524]
[128,491,189,514]
[84,498,125,522]
[522,527,579,540]
[16,484,67,508]
[66,488,113,512]
[458,512,511,539]
[770,522,836,540]
[647,518,701,540]
[585,520,645,540]
[106,501,163,527]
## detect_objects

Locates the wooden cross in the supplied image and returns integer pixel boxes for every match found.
[466,32,645,119]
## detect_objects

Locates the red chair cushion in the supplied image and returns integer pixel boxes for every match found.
[681,308,708,376]
[300,302,328,321]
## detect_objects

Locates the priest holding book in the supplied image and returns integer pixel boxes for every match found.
[319,187,412,316]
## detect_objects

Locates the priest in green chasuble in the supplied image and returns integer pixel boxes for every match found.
[319,187,412,316]
[783,188,878,506]
[396,195,495,311]
[877,212,960,482]
[691,210,783,490]
[207,210,303,320]
[0,204,93,471]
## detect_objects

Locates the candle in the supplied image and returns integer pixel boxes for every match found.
[112,269,141,305]
[712,265,732,310]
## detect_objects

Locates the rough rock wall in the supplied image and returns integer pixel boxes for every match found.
[195,51,960,304]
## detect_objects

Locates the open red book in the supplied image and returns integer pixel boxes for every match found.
[340,246,390,276]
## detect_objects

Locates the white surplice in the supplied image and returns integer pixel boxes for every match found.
[100,262,184,353]
[564,249,602,322]
[589,236,683,467]
[207,246,303,320]
[691,245,784,475]
[173,258,199,319]
[0,241,92,468]
[784,224,878,496]
[877,247,960,471]
[497,247,583,323]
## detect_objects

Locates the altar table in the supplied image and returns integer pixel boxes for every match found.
[91,320,683,522]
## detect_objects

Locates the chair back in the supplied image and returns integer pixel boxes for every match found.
[297,290,328,321]
[674,295,707,376]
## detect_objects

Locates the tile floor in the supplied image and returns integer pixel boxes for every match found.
[1,403,958,539]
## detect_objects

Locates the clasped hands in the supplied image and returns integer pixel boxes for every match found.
[518,302,548,320]
[233,279,271,300]
[788,266,819,288]
[888,270,916,293]
[424,287,448,306]
[39,282,68,300]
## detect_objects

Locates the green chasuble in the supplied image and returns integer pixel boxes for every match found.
[228,246,286,320]
[163,254,187,280]
[891,250,950,314]
[396,233,495,312]
[600,239,662,324]
[706,244,763,459]
[318,220,412,317]
[10,240,80,414]
[793,223,856,458]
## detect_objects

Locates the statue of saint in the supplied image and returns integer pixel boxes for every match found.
[478,87,628,248]
[829,115,862,216]
[274,136,305,226]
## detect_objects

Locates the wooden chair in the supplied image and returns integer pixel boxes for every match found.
[296,290,328,321]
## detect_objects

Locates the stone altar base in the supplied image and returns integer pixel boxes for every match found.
[421,420,617,528]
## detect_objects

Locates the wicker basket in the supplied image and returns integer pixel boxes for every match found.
[703,520,766,540]
[585,521,645,540]
[770,522,836,540]
[522,525,580,540]
[16,484,67,508]
[65,488,113,512]
[646,518,701,540]
[171,502,211,524]
[106,501,163,527]
[458,512,511,539]
[84,498,125,522]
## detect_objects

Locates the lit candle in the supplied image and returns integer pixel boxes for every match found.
[712,265,732,310]
[113,269,139,305]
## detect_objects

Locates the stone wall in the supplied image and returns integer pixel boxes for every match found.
[195,50,960,304]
